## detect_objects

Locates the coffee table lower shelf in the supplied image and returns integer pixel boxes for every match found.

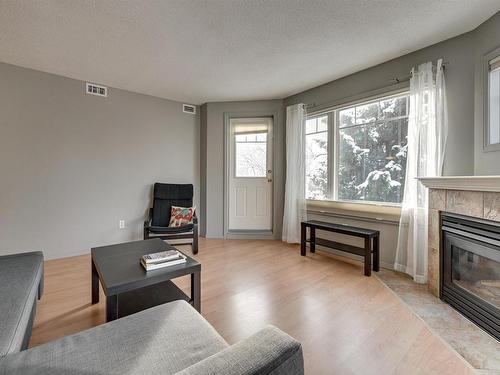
[116,280,191,319]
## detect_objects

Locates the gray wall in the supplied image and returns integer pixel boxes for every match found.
[0,62,199,259]
[474,12,500,175]
[286,32,476,176]
[200,100,284,239]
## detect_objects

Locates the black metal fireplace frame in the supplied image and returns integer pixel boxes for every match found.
[441,213,500,341]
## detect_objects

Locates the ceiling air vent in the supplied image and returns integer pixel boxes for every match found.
[183,104,196,114]
[86,82,108,97]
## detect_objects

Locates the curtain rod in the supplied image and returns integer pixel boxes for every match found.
[304,60,449,112]
[390,60,449,84]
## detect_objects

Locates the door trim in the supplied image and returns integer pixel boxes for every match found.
[223,111,278,239]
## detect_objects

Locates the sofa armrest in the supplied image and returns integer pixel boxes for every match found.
[175,326,304,375]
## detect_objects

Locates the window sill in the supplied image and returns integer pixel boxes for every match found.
[306,199,401,224]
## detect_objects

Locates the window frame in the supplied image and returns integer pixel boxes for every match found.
[305,113,334,200]
[483,46,500,152]
[306,89,410,207]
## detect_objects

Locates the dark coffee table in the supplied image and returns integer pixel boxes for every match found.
[91,238,201,322]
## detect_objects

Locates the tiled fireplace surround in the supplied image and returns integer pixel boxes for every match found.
[419,176,500,297]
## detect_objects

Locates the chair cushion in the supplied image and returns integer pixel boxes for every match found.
[0,251,43,357]
[0,301,228,375]
[152,184,194,227]
[153,183,193,201]
[148,224,194,234]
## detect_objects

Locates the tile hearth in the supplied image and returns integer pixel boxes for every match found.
[377,269,500,374]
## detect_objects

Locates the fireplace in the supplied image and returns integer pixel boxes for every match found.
[441,213,500,340]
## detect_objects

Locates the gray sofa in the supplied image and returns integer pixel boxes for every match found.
[0,254,304,375]
[0,251,44,358]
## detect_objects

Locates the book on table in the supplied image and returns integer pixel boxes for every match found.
[141,250,187,271]
[142,249,181,264]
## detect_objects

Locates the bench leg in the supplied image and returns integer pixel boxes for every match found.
[310,227,316,253]
[373,235,380,272]
[364,237,371,277]
[301,223,306,256]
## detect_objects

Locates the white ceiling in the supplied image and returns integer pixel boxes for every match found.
[1,1,499,105]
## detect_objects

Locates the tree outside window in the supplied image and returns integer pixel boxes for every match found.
[305,116,328,199]
[304,92,409,205]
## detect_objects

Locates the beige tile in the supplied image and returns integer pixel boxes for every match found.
[378,269,500,372]
[427,247,439,297]
[428,209,440,249]
[429,189,446,211]
[484,192,500,222]
[446,190,484,218]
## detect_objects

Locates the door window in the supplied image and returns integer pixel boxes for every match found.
[234,132,267,177]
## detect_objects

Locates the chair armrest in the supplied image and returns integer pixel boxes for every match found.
[144,208,153,228]
[192,213,198,225]
[175,326,304,375]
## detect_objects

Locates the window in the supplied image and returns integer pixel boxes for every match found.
[305,115,328,199]
[235,132,267,177]
[305,92,409,205]
[337,94,408,204]
[487,55,500,147]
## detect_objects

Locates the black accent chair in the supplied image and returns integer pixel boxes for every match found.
[144,183,198,254]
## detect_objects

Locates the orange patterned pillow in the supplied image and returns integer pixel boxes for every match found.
[168,206,195,227]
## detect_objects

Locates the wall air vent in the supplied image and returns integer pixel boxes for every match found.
[86,82,108,97]
[183,104,196,114]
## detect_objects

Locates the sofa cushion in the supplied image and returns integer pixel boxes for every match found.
[0,251,43,357]
[0,300,228,375]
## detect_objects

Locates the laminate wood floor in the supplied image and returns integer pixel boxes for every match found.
[30,238,474,375]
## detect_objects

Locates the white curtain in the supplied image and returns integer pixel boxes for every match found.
[394,59,448,283]
[282,103,307,243]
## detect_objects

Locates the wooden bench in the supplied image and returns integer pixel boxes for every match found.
[301,220,380,276]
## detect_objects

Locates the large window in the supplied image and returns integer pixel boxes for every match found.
[305,92,409,205]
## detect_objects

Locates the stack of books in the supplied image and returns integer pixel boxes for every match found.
[140,249,186,271]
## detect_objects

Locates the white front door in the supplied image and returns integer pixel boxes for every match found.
[228,117,273,231]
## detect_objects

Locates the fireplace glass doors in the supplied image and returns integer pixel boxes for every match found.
[442,213,500,340]
[452,245,500,310]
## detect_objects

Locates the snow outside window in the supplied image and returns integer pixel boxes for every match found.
[305,92,409,205]
[305,115,328,199]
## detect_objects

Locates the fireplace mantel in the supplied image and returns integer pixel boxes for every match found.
[418,176,500,192]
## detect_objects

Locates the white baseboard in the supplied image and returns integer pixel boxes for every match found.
[225,230,276,240]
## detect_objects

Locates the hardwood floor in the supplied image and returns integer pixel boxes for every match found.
[30,238,473,375]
